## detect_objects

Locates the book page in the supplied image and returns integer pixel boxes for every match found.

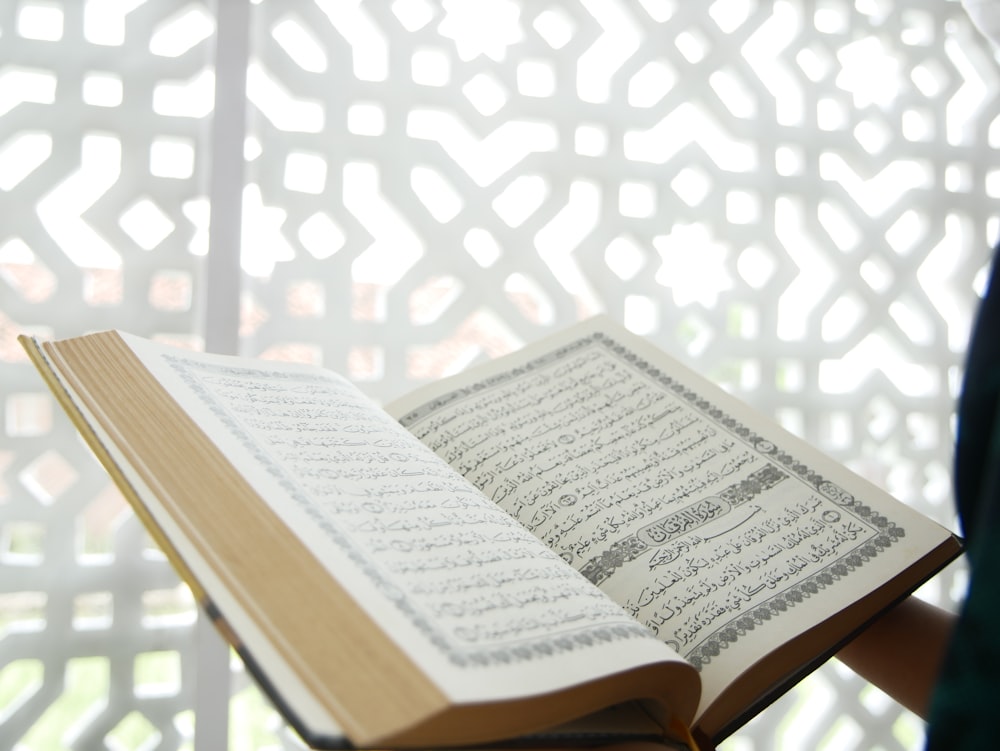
[118,334,690,708]
[388,318,954,722]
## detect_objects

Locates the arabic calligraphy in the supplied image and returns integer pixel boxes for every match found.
[401,338,897,663]
[165,356,650,666]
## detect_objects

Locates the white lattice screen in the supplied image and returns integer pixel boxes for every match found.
[1,0,995,749]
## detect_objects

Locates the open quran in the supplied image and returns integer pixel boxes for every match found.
[21,317,961,749]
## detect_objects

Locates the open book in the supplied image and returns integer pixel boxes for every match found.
[21,318,961,750]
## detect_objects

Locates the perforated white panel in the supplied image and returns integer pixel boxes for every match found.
[1,1,994,748]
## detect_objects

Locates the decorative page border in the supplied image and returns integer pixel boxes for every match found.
[163,354,652,668]
[398,331,907,670]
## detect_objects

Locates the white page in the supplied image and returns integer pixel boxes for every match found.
[118,333,691,708]
[388,317,953,721]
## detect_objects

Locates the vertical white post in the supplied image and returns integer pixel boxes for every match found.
[204,0,250,357]
[195,1,250,748]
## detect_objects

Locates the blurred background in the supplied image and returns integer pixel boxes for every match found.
[1,0,995,748]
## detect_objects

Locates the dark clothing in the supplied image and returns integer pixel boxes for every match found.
[926,250,1000,749]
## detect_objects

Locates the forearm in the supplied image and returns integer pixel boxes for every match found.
[836,596,956,718]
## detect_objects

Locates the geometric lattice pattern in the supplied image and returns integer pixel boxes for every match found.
[2,1,995,748]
